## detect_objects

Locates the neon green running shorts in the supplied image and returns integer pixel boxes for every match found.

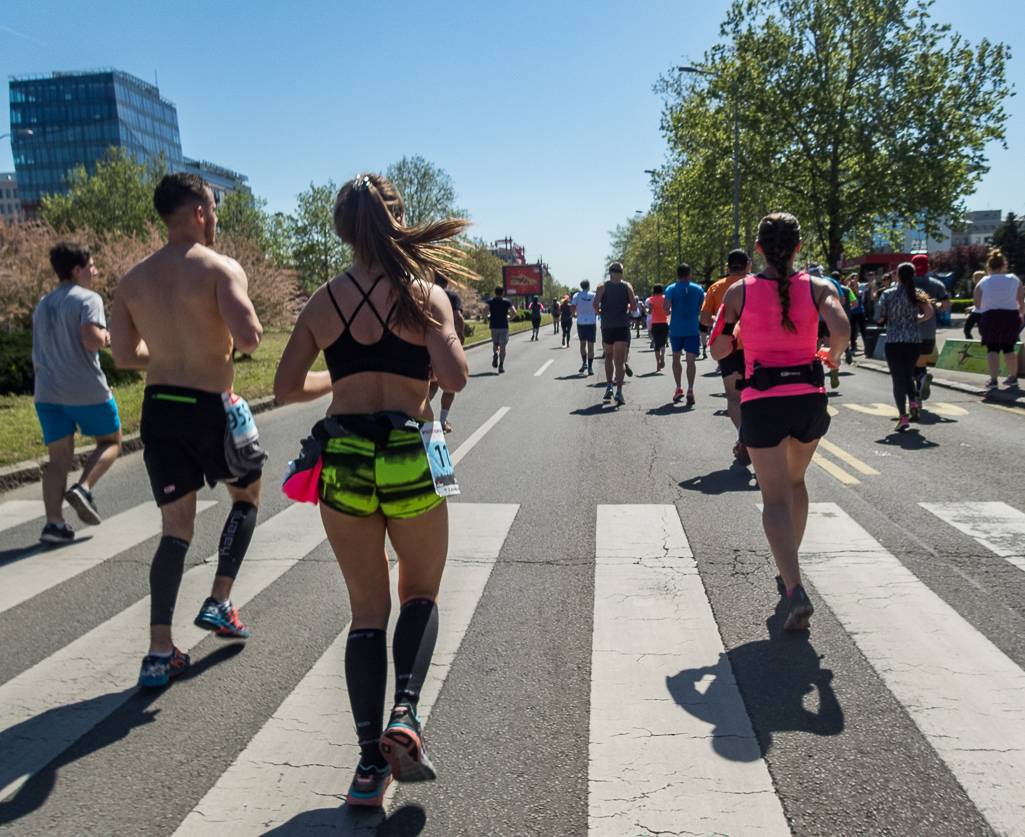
[318,428,444,519]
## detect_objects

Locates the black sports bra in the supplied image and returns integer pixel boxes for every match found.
[323,272,432,383]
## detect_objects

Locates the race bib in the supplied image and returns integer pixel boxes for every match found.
[222,392,258,449]
[419,421,460,497]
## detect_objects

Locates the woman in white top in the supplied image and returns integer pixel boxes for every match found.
[974,248,1024,388]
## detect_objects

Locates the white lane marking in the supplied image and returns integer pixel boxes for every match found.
[811,452,860,485]
[172,503,520,835]
[533,359,554,377]
[449,406,509,466]
[0,500,46,534]
[590,505,789,837]
[0,501,217,615]
[817,438,880,475]
[0,503,326,800]
[919,501,1025,574]
[800,503,1025,837]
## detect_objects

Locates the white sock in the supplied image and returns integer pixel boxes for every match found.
[439,409,449,424]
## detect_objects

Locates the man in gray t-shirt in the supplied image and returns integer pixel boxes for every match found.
[910,254,951,401]
[31,242,122,543]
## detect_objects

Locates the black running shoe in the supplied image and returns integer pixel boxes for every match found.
[39,522,75,544]
[920,372,933,401]
[603,385,614,401]
[492,351,498,368]
[65,483,101,526]
[380,704,436,782]
[625,363,633,377]
[783,585,814,631]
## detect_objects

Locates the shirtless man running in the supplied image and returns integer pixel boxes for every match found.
[111,172,267,689]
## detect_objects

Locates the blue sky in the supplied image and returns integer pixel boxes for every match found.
[2,0,1022,285]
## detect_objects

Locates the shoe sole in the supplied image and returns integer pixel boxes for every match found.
[380,726,436,782]
[65,490,101,526]
[346,774,393,807]
[672,393,684,403]
[138,658,190,689]
[614,397,626,406]
[39,533,74,544]
[194,613,250,639]
[784,603,814,631]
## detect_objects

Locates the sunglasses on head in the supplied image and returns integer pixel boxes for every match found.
[609,267,622,274]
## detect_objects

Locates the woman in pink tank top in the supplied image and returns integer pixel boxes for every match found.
[710,213,850,632]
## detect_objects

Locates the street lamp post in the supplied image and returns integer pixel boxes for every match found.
[679,66,740,251]
[643,170,662,287]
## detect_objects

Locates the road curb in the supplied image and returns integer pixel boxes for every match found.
[0,395,279,496]
[856,361,1025,411]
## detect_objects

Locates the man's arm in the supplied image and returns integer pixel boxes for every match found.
[80,322,109,353]
[216,258,263,355]
[593,285,605,315]
[933,280,952,312]
[454,309,465,345]
[109,292,149,369]
[626,283,637,314]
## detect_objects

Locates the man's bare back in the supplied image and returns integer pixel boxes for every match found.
[112,242,261,393]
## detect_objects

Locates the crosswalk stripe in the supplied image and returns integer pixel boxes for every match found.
[0,503,326,802]
[919,501,1025,573]
[171,502,519,835]
[801,503,1025,837]
[590,505,789,836]
[0,500,217,616]
[0,500,46,535]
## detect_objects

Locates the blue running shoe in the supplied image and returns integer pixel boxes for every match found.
[346,763,393,807]
[138,647,190,689]
[194,597,250,638]
[380,704,436,782]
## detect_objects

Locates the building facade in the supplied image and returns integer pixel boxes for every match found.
[950,210,1003,247]
[0,172,20,222]
[9,69,244,216]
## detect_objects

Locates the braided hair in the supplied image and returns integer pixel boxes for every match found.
[756,213,802,334]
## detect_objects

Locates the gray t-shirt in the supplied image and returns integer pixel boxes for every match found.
[32,283,112,405]
[913,275,949,340]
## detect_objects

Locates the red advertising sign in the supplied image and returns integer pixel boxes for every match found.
[503,264,543,296]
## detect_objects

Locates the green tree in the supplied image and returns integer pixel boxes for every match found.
[217,189,269,248]
[461,241,504,295]
[38,147,167,239]
[989,213,1025,274]
[291,180,351,292]
[657,0,1011,269]
[385,155,466,225]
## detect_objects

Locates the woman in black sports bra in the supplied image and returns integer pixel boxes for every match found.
[274,173,469,806]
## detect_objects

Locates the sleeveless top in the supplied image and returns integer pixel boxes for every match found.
[978,273,1022,311]
[738,271,825,403]
[323,272,431,383]
[600,281,631,328]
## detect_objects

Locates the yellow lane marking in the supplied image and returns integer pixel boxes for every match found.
[929,402,969,416]
[827,405,839,417]
[845,403,899,417]
[811,453,860,485]
[984,402,1025,416]
[817,438,880,475]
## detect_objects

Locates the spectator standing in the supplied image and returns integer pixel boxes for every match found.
[963,271,986,340]
[975,248,1024,388]
[32,242,123,543]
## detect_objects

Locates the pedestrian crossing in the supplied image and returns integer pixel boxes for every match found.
[2,494,1025,835]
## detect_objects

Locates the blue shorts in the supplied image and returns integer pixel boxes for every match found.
[669,335,701,355]
[35,398,121,445]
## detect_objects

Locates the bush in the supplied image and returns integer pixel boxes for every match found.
[0,331,34,395]
[950,299,973,313]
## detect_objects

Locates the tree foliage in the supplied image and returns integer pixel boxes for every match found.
[385,155,466,225]
[38,147,167,239]
[928,243,989,295]
[656,0,1012,269]
[217,189,270,249]
[290,180,352,292]
[989,212,1025,274]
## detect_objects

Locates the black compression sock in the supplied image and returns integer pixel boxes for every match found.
[346,628,388,768]
[149,536,190,625]
[215,502,258,580]
[393,598,439,707]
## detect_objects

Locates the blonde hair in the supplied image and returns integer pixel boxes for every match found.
[333,173,473,331]
[987,248,1008,273]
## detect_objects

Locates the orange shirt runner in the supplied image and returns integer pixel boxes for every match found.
[701,274,746,350]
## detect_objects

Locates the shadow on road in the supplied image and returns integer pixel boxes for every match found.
[263,802,427,836]
[0,644,243,826]
[646,402,691,416]
[666,593,843,760]
[875,430,940,449]
[467,372,497,379]
[678,467,757,494]
[570,404,617,416]
[0,536,95,569]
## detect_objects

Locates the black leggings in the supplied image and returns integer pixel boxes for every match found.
[849,312,867,349]
[885,342,920,414]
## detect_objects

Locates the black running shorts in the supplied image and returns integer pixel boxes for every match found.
[919,339,936,357]
[651,322,669,350]
[719,348,746,378]
[577,323,597,343]
[740,393,830,449]
[601,326,631,345]
[141,386,263,506]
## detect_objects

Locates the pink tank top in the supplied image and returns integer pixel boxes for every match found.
[738,272,825,403]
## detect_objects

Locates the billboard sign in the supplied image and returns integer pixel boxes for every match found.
[503,263,543,296]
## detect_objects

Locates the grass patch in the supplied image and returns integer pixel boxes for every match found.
[464,315,554,343]
[0,329,325,467]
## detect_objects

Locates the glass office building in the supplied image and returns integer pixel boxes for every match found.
[9,69,243,215]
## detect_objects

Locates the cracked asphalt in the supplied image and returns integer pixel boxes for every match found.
[1,326,1022,836]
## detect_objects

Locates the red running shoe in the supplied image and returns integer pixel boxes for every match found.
[194,597,250,639]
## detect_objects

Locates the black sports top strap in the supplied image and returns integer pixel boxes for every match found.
[325,281,348,327]
[344,271,388,327]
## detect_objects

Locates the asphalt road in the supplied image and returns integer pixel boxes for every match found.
[1,324,1023,837]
